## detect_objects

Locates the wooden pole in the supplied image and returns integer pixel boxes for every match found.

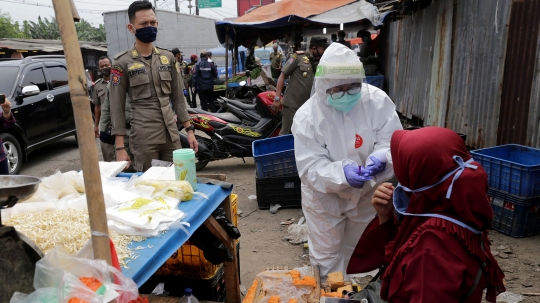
[51,0,112,265]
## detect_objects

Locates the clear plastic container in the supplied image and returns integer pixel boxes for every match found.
[173,148,198,191]
[178,288,199,303]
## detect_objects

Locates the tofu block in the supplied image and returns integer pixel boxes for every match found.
[326,272,345,289]
[337,285,353,294]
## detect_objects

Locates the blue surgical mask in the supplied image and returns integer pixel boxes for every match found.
[327,92,361,113]
[392,155,482,234]
[133,25,158,43]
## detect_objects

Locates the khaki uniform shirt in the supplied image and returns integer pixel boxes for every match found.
[109,45,190,145]
[281,50,317,109]
[269,51,283,69]
[101,82,132,133]
[92,78,108,106]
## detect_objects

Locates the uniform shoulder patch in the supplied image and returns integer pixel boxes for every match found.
[113,50,128,60]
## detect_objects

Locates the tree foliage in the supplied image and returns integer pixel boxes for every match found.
[0,10,106,42]
[0,10,27,38]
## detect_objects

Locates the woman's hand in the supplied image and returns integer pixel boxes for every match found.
[372,182,395,224]
[1,99,12,114]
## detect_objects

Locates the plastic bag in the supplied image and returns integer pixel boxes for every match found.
[133,179,194,201]
[255,267,314,303]
[42,170,79,199]
[212,207,241,239]
[284,217,308,244]
[189,225,233,264]
[12,246,139,303]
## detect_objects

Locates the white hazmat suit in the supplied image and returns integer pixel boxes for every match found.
[291,43,402,277]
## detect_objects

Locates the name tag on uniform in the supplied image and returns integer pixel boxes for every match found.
[128,68,147,77]
[159,65,172,72]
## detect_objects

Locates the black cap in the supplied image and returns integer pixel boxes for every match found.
[309,36,331,47]
[171,47,182,55]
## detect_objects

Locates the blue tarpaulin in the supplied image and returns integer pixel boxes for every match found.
[121,183,233,287]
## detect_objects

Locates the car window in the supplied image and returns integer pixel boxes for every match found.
[21,68,48,92]
[47,66,68,89]
[0,66,19,96]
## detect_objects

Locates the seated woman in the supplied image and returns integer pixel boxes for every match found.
[347,127,505,303]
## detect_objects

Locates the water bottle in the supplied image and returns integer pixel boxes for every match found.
[178,288,199,303]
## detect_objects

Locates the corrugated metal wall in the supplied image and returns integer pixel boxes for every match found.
[383,0,540,149]
[446,0,510,148]
[498,0,540,145]
[527,33,540,147]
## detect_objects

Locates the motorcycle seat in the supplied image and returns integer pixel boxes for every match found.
[221,98,257,111]
[190,108,242,124]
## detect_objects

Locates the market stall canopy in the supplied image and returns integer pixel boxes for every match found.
[0,38,107,53]
[308,0,388,26]
[215,0,388,46]
[235,0,357,23]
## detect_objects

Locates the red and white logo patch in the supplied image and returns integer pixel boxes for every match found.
[355,134,363,149]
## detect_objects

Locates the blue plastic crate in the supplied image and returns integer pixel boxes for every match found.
[487,188,540,238]
[471,144,540,198]
[252,135,297,178]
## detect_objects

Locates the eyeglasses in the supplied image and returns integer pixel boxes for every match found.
[326,84,362,100]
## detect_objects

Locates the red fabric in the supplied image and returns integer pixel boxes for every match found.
[347,216,398,274]
[381,127,505,302]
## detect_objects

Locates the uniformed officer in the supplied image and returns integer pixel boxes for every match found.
[192,51,217,112]
[269,43,283,79]
[273,36,331,135]
[101,82,136,172]
[93,56,115,162]
[186,54,198,108]
[172,47,191,107]
[109,0,197,172]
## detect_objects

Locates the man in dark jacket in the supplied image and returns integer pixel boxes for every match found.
[192,51,217,112]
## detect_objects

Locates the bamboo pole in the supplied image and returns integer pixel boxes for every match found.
[51,0,112,265]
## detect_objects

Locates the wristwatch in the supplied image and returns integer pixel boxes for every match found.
[185,125,195,133]
[274,96,281,102]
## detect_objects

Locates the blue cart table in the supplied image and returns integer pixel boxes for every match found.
[119,183,239,302]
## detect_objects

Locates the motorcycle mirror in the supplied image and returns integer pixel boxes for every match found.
[239,80,247,87]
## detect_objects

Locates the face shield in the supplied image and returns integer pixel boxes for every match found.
[311,43,369,111]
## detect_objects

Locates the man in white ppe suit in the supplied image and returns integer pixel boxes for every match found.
[292,43,402,277]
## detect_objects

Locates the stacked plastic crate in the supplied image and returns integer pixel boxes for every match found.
[252,134,302,209]
[471,145,540,237]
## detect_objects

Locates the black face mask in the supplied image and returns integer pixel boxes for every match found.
[134,26,158,43]
[100,67,111,77]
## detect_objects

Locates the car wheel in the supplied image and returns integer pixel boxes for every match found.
[1,133,23,175]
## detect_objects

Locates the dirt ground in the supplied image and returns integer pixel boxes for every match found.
[21,138,540,302]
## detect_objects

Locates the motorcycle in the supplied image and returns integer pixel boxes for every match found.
[180,90,282,171]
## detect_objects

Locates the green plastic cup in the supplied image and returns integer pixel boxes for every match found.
[173,149,197,191]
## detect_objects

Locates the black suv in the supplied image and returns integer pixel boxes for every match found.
[0,55,94,174]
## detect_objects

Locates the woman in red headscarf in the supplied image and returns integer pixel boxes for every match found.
[347,127,505,303]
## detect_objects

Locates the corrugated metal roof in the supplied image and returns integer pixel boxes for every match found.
[0,38,107,53]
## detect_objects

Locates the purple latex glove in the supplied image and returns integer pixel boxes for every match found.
[363,156,387,177]
[344,164,372,188]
